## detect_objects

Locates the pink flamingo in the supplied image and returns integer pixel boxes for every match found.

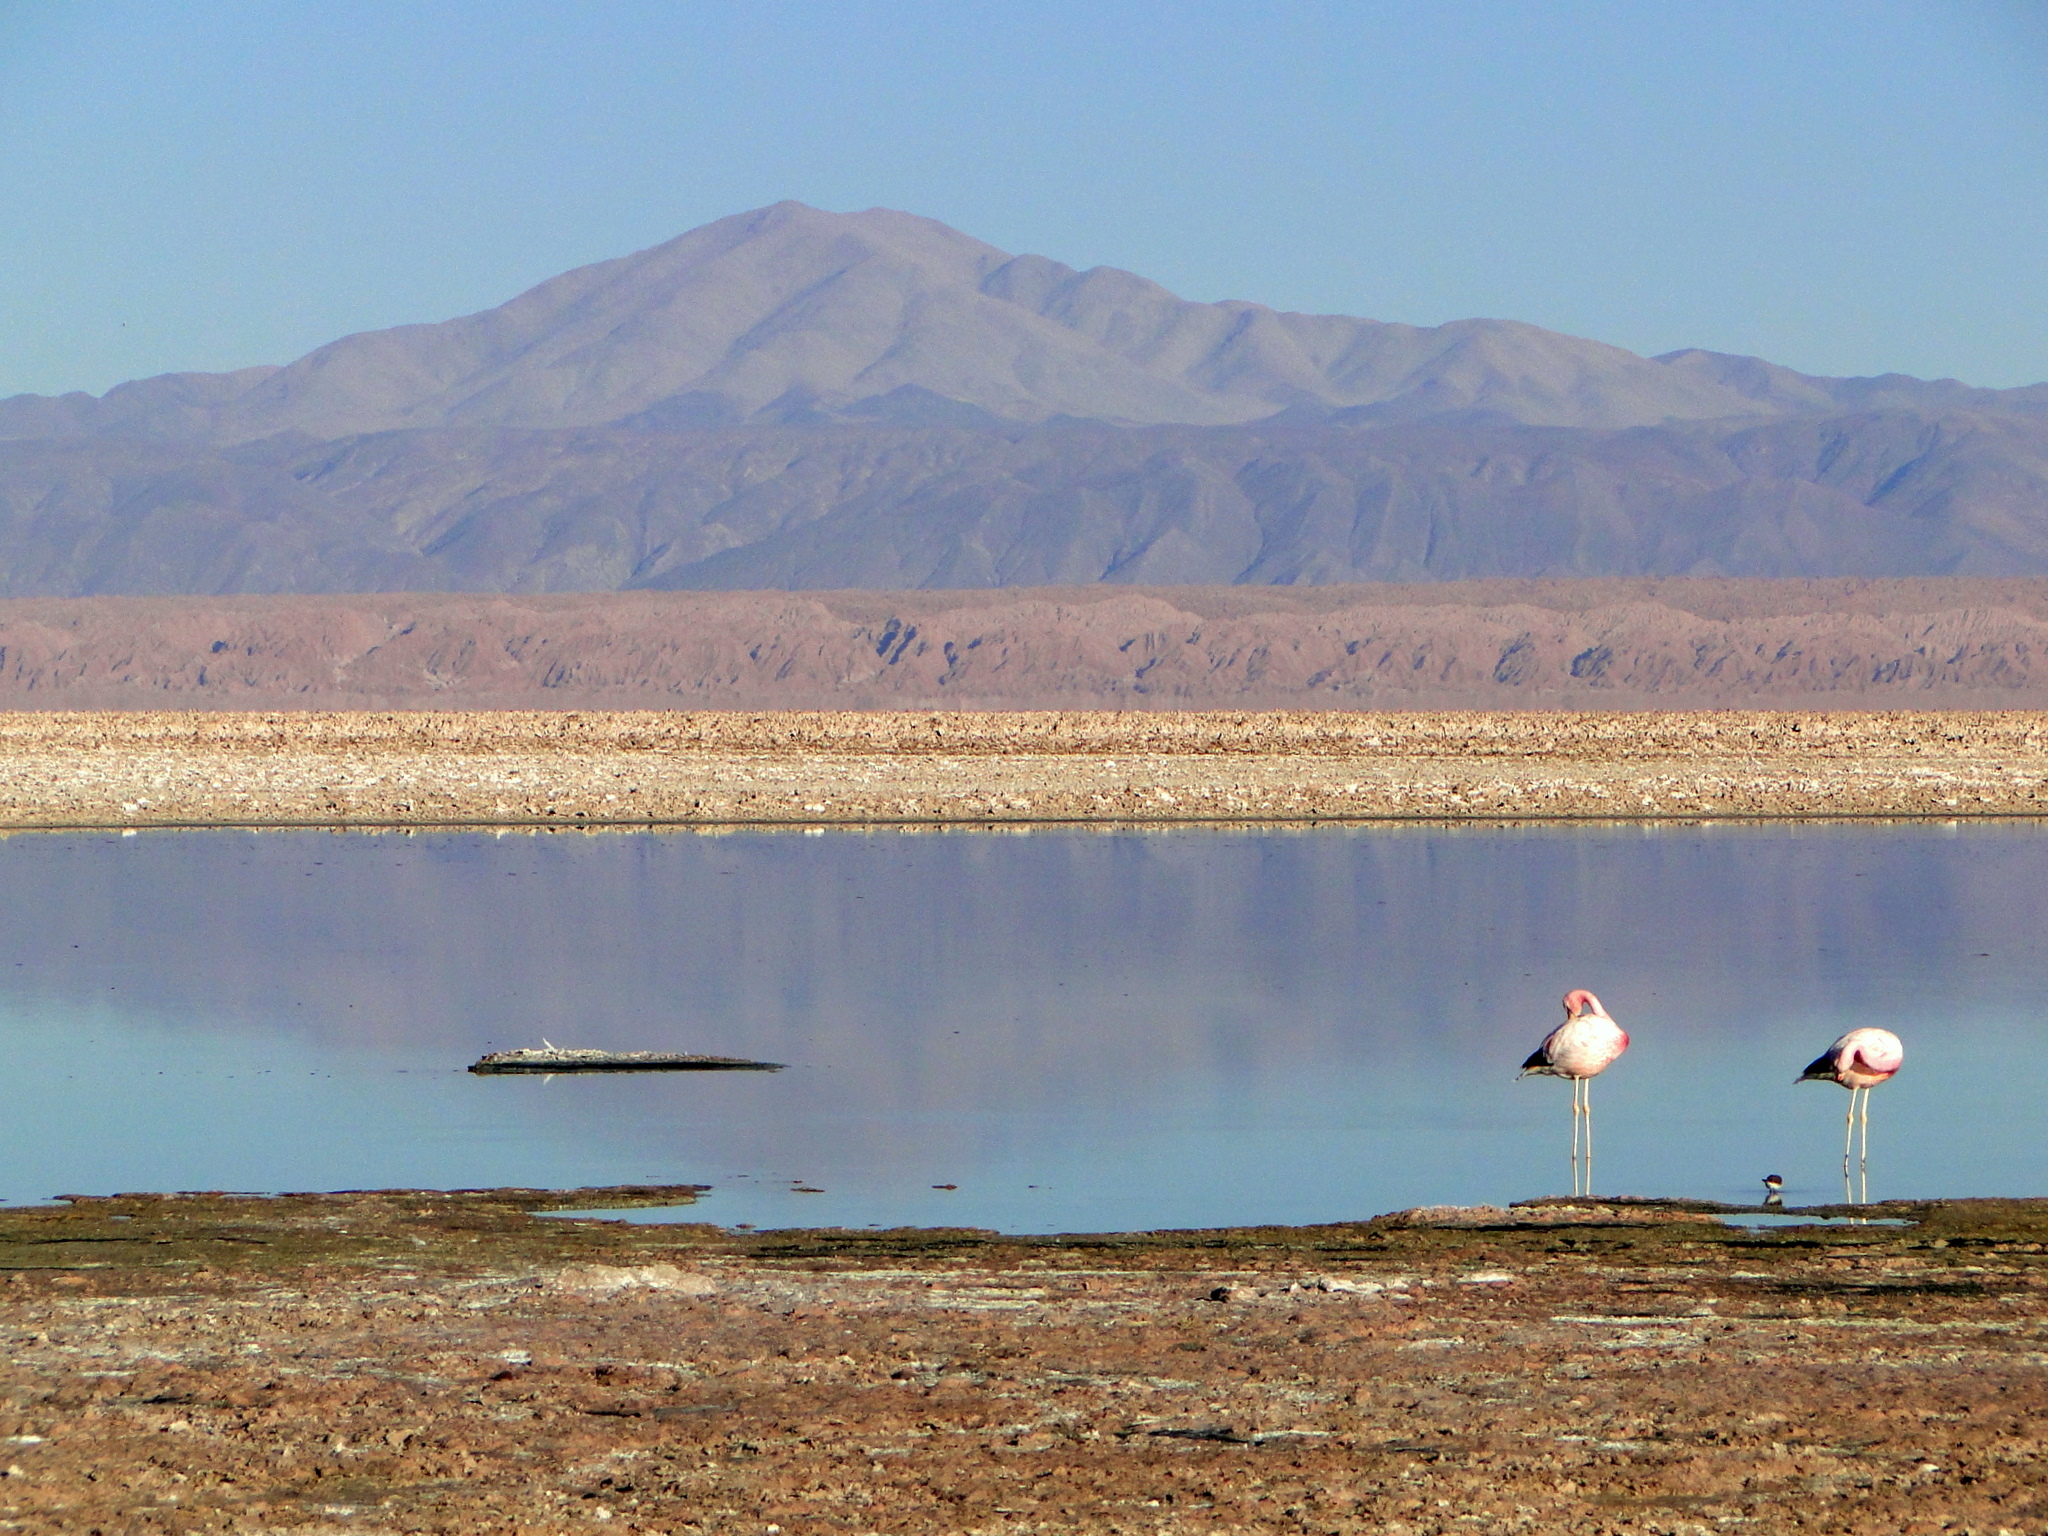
[1798,1027,1904,1203]
[1519,990,1630,1197]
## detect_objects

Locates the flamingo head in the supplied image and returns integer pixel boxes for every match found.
[1562,989,1603,1020]
[1797,1050,1840,1083]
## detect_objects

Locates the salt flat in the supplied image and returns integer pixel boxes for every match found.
[0,708,2041,828]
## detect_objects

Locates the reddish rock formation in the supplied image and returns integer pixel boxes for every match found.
[0,577,2046,710]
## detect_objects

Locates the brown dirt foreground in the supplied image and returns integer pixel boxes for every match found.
[6,1192,2048,1535]
[2,709,2048,828]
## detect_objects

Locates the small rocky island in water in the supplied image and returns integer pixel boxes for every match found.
[469,1046,783,1074]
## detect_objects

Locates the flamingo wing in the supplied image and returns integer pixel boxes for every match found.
[1520,1019,1568,1075]
[1798,1048,1841,1082]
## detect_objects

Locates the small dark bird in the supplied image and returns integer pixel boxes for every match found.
[1762,1173,1784,1208]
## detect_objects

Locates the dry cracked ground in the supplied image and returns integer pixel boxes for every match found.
[3,1191,2047,1535]
[0,710,2045,829]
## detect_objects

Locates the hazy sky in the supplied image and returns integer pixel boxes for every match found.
[3,0,2044,399]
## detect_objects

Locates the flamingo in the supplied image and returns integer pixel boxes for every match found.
[1798,1027,1903,1203]
[1519,990,1630,1197]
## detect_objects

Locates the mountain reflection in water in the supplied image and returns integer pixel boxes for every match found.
[0,823,2041,1232]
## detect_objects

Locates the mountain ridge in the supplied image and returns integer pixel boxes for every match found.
[9,202,2044,447]
[3,406,2043,597]
[1,203,2045,596]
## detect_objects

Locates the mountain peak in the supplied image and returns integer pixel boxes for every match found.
[5,204,2043,451]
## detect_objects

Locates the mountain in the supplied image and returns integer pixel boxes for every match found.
[0,410,2042,596]
[0,202,2045,595]
[10,201,2047,445]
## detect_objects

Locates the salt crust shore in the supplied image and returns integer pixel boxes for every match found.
[0,708,2044,829]
[5,1190,2048,1531]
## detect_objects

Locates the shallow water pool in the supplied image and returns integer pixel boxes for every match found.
[1,821,2040,1232]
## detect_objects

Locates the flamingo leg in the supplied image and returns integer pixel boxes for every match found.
[1859,1089,1872,1206]
[1568,1078,1580,1197]
[1842,1090,1856,1196]
[1584,1076,1595,1199]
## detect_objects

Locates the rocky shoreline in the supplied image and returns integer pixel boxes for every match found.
[4,1188,2046,1531]
[0,708,2044,829]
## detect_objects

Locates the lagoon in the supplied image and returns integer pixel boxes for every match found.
[1,821,2041,1232]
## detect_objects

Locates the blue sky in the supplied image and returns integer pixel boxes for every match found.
[2,0,2044,399]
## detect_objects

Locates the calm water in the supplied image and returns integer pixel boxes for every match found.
[0,822,2041,1233]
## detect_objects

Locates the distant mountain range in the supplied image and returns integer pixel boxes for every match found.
[2,202,2045,594]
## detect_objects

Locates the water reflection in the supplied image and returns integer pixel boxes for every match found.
[0,822,2042,1232]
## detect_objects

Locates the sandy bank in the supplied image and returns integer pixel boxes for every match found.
[4,1189,2046,1530]
[0,708,2044,828]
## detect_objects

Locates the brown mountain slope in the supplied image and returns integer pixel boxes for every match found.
[2,578,2046,710]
